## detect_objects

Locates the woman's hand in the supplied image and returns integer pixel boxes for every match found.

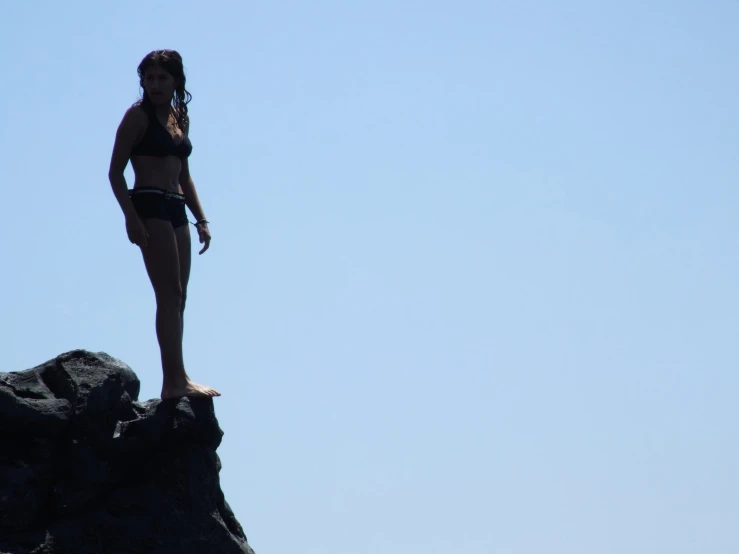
[196,221,211,254]
[126,215,149,247]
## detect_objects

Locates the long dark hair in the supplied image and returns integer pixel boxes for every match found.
[135,49,192,131]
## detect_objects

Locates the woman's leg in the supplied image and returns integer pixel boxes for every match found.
[140,218,219,399]
[175,223,191,330]
[140,219,185,380]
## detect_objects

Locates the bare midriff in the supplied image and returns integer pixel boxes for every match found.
[131,155,183,193]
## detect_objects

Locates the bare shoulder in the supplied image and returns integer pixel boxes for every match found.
[120,104,149,127]
[114,105,149,147]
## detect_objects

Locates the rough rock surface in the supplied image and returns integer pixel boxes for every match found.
[0,350,254,554]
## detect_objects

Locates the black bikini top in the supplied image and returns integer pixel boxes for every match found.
[130,107,192,158]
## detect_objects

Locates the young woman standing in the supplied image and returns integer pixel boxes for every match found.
[108,49,220,400]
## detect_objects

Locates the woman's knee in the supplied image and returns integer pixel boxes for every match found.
[154,280,184,308]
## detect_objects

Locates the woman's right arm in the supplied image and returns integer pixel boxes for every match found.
[109,107,145,219]
[108,107,148,245]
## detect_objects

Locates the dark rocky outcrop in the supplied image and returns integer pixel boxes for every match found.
[0,350,254,554]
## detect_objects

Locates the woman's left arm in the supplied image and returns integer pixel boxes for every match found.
[180,157,211,255]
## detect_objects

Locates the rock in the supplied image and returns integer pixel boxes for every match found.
[0,350,254,554]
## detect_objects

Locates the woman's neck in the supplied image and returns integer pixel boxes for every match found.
[154,104,171,117]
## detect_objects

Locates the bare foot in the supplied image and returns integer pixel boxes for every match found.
[161,380,221,400]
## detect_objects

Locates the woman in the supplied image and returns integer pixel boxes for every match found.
[108,50,220,400]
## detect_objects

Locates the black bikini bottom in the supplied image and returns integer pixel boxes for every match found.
[130,187,189,228]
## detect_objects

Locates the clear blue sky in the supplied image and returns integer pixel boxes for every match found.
[2,1,739,552]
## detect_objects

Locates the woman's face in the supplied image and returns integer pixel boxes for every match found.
[143,65,178,105]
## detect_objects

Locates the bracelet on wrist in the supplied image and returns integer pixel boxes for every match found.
[192,219,210,227]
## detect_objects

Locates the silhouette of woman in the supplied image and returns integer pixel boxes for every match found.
[108,50,220,400]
